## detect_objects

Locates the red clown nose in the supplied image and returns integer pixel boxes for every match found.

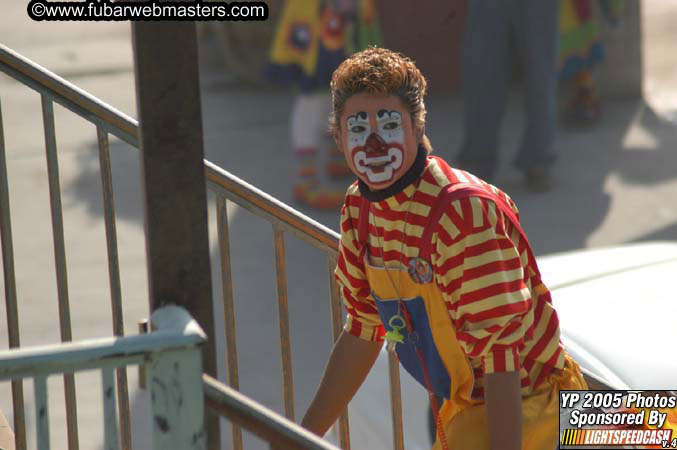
[365,133,388,154]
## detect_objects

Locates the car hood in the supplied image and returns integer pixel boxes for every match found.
[539,241,677,389]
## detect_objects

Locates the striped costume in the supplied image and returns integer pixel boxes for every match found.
[335,151,585,448]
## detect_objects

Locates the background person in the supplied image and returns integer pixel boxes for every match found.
[559,0,625,126]
[265,0,381,209]
[455,0,560,192]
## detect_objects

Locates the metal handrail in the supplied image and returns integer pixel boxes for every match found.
[0,44,340,256]
[203,375,340,450]
[0,305,207,450]
[0,306,206,381]
[205,161,339,255]
[0,44,138,147]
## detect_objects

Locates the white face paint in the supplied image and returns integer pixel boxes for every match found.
[339,93,420,190]
[376,109,404,142]
[346,111,370,148]
[347,109,405,185]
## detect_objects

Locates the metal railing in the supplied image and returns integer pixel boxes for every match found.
[203,375,340,450]
[0,43,407,449]
[1,44,137,450]
[0,305,207,450]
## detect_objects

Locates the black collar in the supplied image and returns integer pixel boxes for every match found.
[358,146,427,202]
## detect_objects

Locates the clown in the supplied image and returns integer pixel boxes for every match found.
[265,0,382,209]
[346,107,405,185]
[298,47,587,450]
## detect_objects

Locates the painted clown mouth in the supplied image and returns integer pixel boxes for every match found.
[352,147,404,183]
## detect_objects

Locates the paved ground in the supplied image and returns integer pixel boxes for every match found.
[1,2,677,449]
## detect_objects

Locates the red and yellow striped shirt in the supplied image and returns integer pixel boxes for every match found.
[335,156,566,398]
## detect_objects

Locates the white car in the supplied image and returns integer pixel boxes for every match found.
[340,242,677,449]
[543,241,677,391]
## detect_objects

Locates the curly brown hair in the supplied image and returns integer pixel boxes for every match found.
[329,47,431,151]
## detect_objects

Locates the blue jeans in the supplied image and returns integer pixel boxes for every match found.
[457,0,559,177]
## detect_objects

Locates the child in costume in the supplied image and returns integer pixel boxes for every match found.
[265,0,380,209]
[299,47,587,450]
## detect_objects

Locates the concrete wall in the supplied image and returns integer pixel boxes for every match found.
[376,0,467,93]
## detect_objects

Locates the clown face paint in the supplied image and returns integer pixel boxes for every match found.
[339,93,419,190]
[348,110,404,184]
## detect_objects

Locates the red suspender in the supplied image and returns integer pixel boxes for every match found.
[418,183,541,279]
[357,198,371,254]
[418,184,475,262]
[356,164,539,280]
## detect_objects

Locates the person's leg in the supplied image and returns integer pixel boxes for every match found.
[566,69,602,125]
[291,92,345,209]
[456,0,513,181]
[291,93,322,204]
[511,0,559,191]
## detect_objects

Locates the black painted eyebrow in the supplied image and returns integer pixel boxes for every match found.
[377,110,401,119]
[347,112,369,123]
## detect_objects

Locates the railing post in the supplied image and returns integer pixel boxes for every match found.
[216,195,243,450]
[387,351,404,450]
[0,98,27,450]
[101,368,120,450]
[96,126,131,450]
[149,348,205,450]
[131,20,218,449]
[327,255,351,449]
[34,376,50,450]
[149,306,206,450]
[41,95,79,450]
[273,225,295,421]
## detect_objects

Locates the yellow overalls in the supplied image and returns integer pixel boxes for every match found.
[357,181,587,449]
